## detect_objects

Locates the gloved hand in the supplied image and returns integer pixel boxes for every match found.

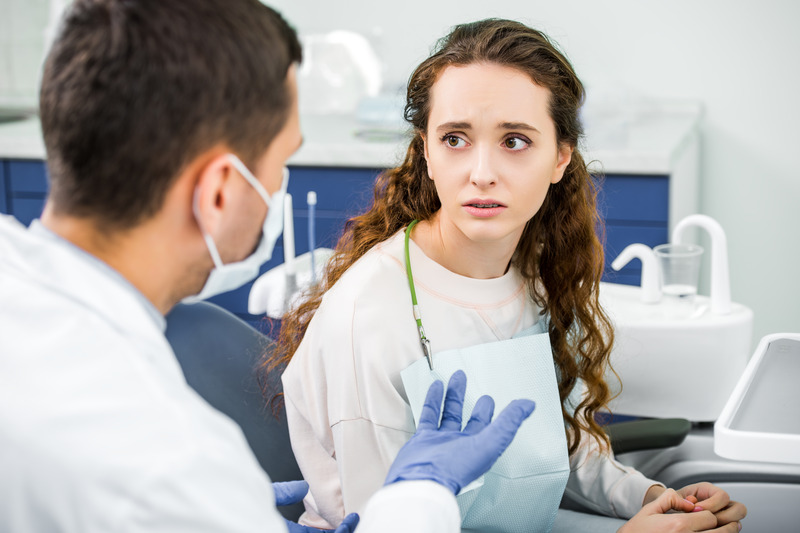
[385,369,536,494]
[273,480,360,533]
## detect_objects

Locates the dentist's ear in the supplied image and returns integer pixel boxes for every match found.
[191,152,236,237]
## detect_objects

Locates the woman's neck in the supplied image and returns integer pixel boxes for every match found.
[411,214,521,279]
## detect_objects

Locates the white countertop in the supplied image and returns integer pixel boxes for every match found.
[0,101,701,175]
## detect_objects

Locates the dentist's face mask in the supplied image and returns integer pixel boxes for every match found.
[187,154,289,302]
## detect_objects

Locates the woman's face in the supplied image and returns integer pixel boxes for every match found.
[423,62,572,249]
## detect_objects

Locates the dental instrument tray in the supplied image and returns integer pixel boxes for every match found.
[714,333,800,465]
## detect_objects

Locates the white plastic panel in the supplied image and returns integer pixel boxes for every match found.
[600,282,754,421]
[715,482,800,532]
[715,333,800,464]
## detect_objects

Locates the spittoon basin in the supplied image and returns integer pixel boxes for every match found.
[599,282,754,422]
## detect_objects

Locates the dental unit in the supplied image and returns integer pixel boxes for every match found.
[600,214,800,531]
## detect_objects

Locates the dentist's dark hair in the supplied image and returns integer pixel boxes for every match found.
[39,0,301,230]
[270,18,615,455]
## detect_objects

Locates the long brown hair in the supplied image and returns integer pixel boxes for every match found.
[266,18,615,455]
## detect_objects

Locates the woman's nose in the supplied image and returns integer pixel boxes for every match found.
[470,145,497,188]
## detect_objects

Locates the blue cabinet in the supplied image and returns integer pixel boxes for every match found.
[0,161,7,213]
[599,174,670,285]
[1,160,48,225]
[0,157,669,323]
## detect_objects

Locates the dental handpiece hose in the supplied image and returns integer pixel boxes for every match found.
[283,193,296,310]
[307,191,317,283]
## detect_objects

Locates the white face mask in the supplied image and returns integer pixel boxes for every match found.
[186,154,289,302]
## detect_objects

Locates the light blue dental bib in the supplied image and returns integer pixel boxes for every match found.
[401,322,570,533]
[399,221,570,533]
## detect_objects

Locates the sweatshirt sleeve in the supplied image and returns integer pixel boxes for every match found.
[564,431,663,519]
[560,379,663,519]
[283,398,413,528]
[282,274,419,529]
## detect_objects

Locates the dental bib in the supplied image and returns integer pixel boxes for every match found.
[401,322,570,533]
[400,221,570,533]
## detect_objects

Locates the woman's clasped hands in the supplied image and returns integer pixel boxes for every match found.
[620,482,746,533]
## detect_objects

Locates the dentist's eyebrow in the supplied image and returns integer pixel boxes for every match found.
[435,121,472,134]
[499,122,541,134]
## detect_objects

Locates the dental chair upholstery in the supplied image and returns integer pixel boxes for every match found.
[165,301,689,529]
[165,301,303,520]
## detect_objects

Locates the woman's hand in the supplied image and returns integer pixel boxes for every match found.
[619,488,736,533]
[676,482,746,528]
[624,482,745,532]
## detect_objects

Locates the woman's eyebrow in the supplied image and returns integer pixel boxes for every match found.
[499,122,541,134]
[434,121,542,135]
[435,121,472,133]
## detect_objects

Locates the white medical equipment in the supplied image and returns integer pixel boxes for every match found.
[282,193,297,305]
[248,190,333,319]
[248,248,333,318]
[715,333,800,465]
[602,214,800,530]
[602,214,754,422]
[614,332,800,531]
[307,191,318,283]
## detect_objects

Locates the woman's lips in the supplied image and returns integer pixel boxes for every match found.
[462,199,506,218]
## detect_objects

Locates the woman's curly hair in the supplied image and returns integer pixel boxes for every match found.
[265,18,615,455]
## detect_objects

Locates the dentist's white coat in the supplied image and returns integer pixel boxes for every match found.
[0,215,459,533]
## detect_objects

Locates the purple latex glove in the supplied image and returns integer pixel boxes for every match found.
[273,480,360,533]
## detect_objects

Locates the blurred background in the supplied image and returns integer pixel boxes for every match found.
[1,0,798,343]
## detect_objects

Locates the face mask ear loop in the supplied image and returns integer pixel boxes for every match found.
[227,154,274,207]
[192,187,224,269]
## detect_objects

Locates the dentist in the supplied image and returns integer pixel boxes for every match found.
[0,1,535,532]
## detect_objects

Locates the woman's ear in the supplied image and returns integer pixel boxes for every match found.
[551,144,573,184]
[421,132,434,180]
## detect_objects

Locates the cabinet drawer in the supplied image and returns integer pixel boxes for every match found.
[288,166,380,213]
[597,174,669,223]
[0,162,7,213]
[8,160,48,193]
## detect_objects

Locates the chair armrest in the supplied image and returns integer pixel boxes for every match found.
[606,418,692,455]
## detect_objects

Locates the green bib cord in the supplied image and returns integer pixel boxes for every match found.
[405,220,434,370]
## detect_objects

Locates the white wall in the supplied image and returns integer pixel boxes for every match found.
[5,0,798,344]
[0,0,49,103]
[271,0,800,345]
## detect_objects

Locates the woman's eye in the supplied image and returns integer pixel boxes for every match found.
[443,135,466,148]
[503,137,529,150]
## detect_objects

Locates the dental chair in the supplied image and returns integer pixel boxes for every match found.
[164,301,702,531]
[165,301,303,521]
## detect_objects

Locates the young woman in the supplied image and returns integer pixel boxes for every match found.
[268,19,745,533]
